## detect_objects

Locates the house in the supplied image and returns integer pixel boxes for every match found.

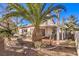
[18,16,59,40]
[18,15,79,40]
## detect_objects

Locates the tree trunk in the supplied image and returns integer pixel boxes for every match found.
[62,30,64,40]
[57,27,60,45]
[0,37,4,50]
[56,13,60,45]
[8,36,11,41]
[7,33,12,41]
[32,26,42,48]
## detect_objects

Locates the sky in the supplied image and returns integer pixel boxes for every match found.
[0,3,79,25]
[61,3,79,21]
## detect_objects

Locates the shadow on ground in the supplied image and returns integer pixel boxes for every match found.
[0,39,78,56]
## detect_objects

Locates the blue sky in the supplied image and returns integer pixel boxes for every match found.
[61,3,79,19]
[0,3,79,25]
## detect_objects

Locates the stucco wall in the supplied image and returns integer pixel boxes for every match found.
[45,27,53,37]
[27,27,34,36]
[75,31,79,55]
[26,27,53,37]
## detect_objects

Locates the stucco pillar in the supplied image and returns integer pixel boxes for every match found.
[75,31,79,56]
[56,27,60,45]
[62,30,64,40]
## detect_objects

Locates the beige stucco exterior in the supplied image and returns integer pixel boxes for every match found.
[24,18,57,37]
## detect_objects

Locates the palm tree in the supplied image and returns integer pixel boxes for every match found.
[0,17,16,41]
[65,15,79,55]
[61,18,65,40]
[65,15,78,32]
[0,17,17,50]
[65,15,79,41]
[65,15,78,40]
[53,5,66,45]
[3,3,66,48]
[0,5,17,50]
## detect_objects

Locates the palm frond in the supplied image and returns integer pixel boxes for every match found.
[53,4,66,13]
[4,3,67,28]
[3,11,32,22]
[9,3,30,15]
[3,12,21,20]
[40,3,54,21]
[41,15,57,23]
[41,3,47,12]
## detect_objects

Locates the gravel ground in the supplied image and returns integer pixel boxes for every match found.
[0,39,77,56]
